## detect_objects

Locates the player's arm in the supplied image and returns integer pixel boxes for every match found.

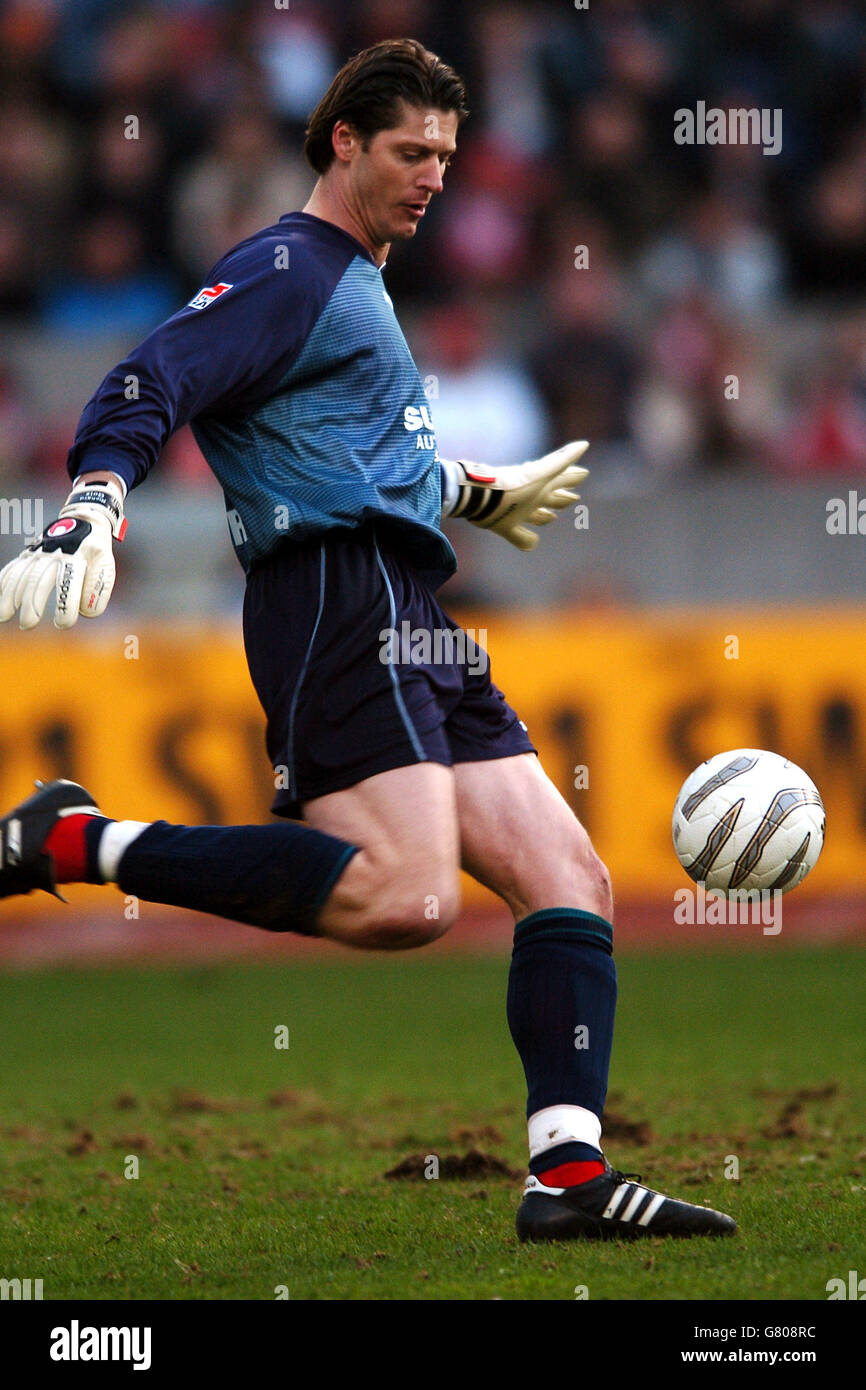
[0,248,306,630]
[439,441,589,551]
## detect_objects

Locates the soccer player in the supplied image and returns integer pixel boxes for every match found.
[0,40,734,1241]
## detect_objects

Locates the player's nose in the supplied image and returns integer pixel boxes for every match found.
[418,158,444,194]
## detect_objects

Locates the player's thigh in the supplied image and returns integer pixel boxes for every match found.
[454,752,612,922]
[303,761,461,942]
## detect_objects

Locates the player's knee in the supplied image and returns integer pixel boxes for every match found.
[584,847,613,921]
[346,885,459,950]
[569,823,612,918]
[316,847,460,950]
[515,826,612,922]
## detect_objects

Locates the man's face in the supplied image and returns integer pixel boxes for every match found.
[336,102,458,248]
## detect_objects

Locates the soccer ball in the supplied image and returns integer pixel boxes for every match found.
[672,749,825,894]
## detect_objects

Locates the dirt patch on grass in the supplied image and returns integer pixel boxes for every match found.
[384,1148,521,1181]
[111,1134,154,1152]
[267,1089,303,1108]
[3,1125,46,1144]
[753,1085,838,1102]
[66,1129,98,1156]
[448,1124,505,1145]
[662,1155,725,1175]
[601,1109,655,1146]
[678,1168,717,1186]
[759,1085,838,1140]
[762,1101,808,1139]
[266,1089,328,1113]
[167,1089,243,1115]
[219,1139,273,1159]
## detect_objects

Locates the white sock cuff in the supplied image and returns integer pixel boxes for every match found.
[528,1105,602,1159]
[98,820,150,883]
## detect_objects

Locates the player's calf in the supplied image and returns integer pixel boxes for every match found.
[302,763,462,949]
[316,846,460,950]
[0,778,360,937]
[0,779,460,949]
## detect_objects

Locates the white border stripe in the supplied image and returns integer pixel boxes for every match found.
[602,1183,631,1219]
[637,1193,666,1227]
[622,1186,649,1222]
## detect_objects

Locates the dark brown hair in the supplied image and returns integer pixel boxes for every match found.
[304,38,469,175]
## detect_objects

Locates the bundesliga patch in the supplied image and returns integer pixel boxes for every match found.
[187,281,233,311]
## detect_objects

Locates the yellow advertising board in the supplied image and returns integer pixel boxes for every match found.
[0,609,861,917]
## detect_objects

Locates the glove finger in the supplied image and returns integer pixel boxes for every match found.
[521,443,589,486]
[528,507,558,526]
[0,554,30,621]
[14,553,43,609]
[79,553,116,618]
[559,465,589,489]
[530,469,588,511]
[542,488,580,511]
[538,469,587,500]
[52,554,87,629]
[17,556,60,630]
[548,441,589,469]
[507,524,540,551]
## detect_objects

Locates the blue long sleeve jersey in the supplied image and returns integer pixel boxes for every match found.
[66,211,457,587]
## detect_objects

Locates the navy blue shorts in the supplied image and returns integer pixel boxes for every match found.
[242,524,536,818]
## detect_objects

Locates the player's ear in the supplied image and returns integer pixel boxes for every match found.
[330,120,361,164]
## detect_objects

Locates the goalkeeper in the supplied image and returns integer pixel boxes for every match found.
[0,40,734,1242]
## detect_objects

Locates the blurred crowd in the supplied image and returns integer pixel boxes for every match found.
[2,0,866,494]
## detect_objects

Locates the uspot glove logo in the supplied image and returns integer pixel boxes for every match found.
[188,281,234,311]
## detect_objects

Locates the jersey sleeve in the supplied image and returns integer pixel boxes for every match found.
[65,237,328,492]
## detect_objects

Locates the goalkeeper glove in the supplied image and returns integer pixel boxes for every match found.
[0,477,127,630]
[440,440,589,551]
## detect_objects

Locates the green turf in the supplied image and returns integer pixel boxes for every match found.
[0,947,864,1301]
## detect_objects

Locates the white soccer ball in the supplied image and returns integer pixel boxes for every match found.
[672,749,825,894]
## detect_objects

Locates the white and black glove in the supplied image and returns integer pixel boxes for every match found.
[440,441,589,551]
[0,477,127,630]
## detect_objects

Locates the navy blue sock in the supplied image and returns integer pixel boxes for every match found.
[112,820,359,935]
[506,908,617,1171]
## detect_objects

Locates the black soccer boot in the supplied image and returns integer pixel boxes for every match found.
[0,779,101,901]
[516,1158,737,1241]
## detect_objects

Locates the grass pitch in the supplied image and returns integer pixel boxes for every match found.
[0,946,864,1301]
